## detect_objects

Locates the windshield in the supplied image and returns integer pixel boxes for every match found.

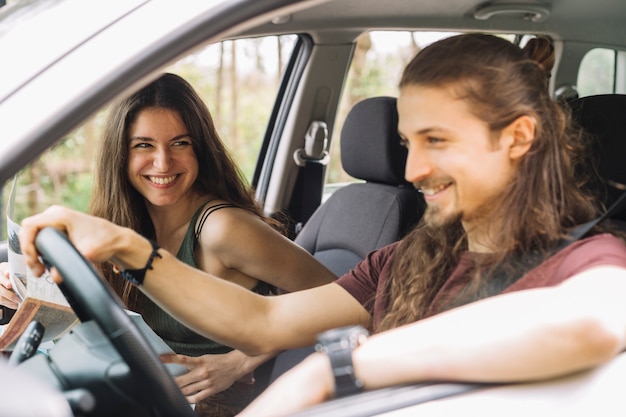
[0,0,147,102]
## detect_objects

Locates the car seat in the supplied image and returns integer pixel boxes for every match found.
[255,96,425,390]
[293,95,425,275]
[568,94,626,226]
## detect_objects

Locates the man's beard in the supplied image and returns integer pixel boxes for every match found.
[423,204,462,228]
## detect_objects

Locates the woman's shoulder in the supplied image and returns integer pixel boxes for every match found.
[194,200,266,245]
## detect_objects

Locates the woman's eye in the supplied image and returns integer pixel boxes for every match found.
[173,140,192,147]
[132,142,152,149]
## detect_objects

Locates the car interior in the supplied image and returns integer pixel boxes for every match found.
[568,94,626,228]
[261,95,425,386]
[1,0,626,415]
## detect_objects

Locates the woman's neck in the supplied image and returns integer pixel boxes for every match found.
[147,193,213,246]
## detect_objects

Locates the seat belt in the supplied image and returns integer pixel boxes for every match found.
[289,121,330,237]
[444,189,626,311]
[562,189,626,246]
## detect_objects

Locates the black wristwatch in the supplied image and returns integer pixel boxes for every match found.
[315,325,369,397]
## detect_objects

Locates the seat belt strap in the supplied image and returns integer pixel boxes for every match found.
[561,189,626,247]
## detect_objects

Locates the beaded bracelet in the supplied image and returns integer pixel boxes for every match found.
[114,239,162,286]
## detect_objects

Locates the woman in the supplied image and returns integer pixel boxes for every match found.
[5,73,337,417]
[17,35,626,417]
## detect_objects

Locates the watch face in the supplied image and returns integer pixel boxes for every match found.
[316,325,369,347]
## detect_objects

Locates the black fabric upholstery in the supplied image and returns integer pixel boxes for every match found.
[260,96,425,388]
[294,96,423,275]
[295,182,420,276]
[341,96,410,185]
[569,94,626,222]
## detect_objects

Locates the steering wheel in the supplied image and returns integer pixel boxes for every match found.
[35,227,196,417]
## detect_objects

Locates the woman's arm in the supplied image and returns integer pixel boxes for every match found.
[0,263,21,310]
[19,206,370,355]
[239,265,626,416]
[195,206,337,292]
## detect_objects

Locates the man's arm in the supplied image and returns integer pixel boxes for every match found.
[239,265,626,417]
[19,206,371,355]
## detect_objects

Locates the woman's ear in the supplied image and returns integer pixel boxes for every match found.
[505,115,536,160]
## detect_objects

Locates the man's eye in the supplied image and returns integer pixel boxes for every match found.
[427,136,443,144]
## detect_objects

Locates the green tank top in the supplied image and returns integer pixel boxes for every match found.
[137,202,272,356]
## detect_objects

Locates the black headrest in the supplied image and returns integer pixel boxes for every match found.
[569,94,626,213]
[340,96,410,186]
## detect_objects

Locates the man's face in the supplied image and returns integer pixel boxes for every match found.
[397,85,518,229]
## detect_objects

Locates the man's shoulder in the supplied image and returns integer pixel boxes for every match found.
[506,233,626,292]
[543,232,626,282]
[564,232,626,255]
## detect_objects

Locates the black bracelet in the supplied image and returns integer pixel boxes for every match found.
[117,239,162,286]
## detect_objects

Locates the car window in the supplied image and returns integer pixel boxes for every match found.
[324,31,454,194]
[577,48,616,96]
[324,31,525,198]
[0,34,298,239]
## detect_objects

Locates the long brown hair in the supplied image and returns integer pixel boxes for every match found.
[377,34,602,332]
[89,73,282,308]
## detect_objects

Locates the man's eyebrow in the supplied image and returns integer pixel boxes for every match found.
[415,127,442,135]
[398,127,440,137]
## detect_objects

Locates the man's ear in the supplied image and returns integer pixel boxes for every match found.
[504,115,536,160]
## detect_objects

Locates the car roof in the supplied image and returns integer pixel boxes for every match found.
[1,0,625,185]
[243,0,626,47]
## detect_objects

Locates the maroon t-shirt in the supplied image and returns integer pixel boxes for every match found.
[335,233,626,329]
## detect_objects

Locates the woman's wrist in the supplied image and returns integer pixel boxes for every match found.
[110,229,156,270]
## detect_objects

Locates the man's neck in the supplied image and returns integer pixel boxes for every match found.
[463,220,497,253]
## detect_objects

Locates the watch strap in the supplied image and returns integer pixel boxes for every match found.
[327,343,363,397]
[316,325,369,398]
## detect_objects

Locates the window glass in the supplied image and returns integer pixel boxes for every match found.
[167,36,297,180]
[1,35,297,238]
[324,31,539,195]
[325,31,457,190]
[577,48,616,96]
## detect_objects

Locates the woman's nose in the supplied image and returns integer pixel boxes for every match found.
[153,148,172,171]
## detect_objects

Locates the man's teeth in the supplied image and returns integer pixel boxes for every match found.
[149,175,177,185]
[420,184,448,196]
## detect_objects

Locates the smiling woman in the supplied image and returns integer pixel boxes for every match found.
[82,72,337,416]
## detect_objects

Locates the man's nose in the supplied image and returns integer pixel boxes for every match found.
[404,146,433,184]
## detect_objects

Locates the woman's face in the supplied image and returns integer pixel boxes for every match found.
[127,107,199,209]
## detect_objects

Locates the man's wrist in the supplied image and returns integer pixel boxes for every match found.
[315,325,369,397]
[308,352,337,400]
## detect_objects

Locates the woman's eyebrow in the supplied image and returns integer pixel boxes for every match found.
[128,134,191,142]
